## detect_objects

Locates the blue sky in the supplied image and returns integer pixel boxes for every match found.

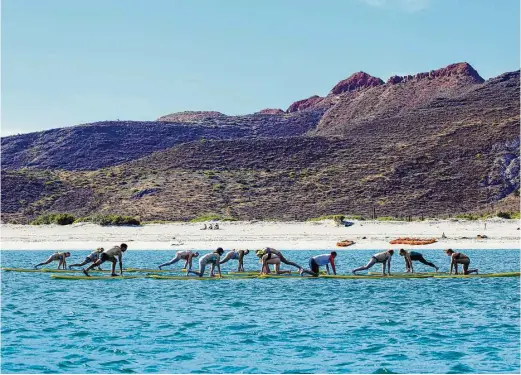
[2,0,519,136]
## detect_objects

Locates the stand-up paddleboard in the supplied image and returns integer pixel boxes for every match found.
[50,274,143,280]
[2,267,187,274]
[433,272,520,278]
[2,268,108,273]
[367,271,444,276]
[125,268,187,273]
[44,271,519,280]
[148,274,257,280]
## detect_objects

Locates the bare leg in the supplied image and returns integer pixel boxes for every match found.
[35,256,55,269]
[463,263,478,275]
[278,254,302,271]
[110,260,117,276]
[352,258,377,274]
[158,254,182,269]
[187,263,206,277]
[83,259,105,276]
[69,259,90,269]
[274,263,291,275]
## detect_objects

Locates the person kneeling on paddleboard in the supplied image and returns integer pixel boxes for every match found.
[35,252,71,270]
[352,249,394,276]
[69,248,104,270]
[399,249,438,272]
[445,249,478,275]
[220,249,249,272]
[187,248,224,278]
[255,250,292,274]
[300,252,337,277]
[257,247,303,275]
[83,244,128,277]
[158,250,199,270]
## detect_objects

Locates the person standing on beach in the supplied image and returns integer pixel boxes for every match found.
[257,247,303,274]
[352,249,394,276]
[83,244,128,277]
[300,252,337,277]
[220,249,249,272]
[35,252,71,269]
[399,249,438,272]
[69,248,104,270]
[158,251,199,270]
[445,249,478,275]
[187,248,224,278]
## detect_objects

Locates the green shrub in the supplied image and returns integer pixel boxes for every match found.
[496,211,520,220]
[75,215,140,226]
[454,213,480,221]
[190,214,237,223]
[496,211,512,219]
[31,213,76,225]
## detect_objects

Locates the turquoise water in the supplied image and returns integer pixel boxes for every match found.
[1,249,519,374]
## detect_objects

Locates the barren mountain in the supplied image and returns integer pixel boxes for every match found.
[1,62,519,223]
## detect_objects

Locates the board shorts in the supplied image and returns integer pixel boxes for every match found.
[100,253,116,263]
[309,258,320,274]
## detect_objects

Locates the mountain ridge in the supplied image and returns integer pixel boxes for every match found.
[1,62,519,223]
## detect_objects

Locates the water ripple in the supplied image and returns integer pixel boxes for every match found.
[1,249,519,373]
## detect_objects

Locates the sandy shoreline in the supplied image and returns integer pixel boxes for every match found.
[1,219,519,251]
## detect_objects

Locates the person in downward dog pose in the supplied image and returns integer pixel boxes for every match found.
[352,249,394,276]
[35,252,71,270]
[445,249,478,275]
[220,249,249,272]
[187,248,224,278]
[158,251,199,270]
[300,252,337,277]
[399,249,439,272]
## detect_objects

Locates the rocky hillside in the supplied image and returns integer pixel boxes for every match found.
[1,62,519,222]
[1,111,324,171]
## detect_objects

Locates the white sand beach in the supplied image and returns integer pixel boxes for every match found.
[1,219,519,251]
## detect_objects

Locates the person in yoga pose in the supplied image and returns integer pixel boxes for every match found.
[35,252,71,269]
[445,249,478,275]
[158,251,199,270]
[399,249,438,272]
[352,249,394,276]
[220,249,249,272]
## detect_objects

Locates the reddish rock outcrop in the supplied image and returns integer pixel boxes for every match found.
[387,62,484,85]
[387,75,404,85]
[329,72,384,95]
[286,95,324,113]
[257,108,285,115]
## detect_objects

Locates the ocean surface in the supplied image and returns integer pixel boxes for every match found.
[1,249,519,374]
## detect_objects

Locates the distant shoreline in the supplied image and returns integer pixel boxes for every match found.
[1,219,519,251]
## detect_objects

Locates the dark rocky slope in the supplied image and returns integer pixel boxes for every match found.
[1,63,519,222]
